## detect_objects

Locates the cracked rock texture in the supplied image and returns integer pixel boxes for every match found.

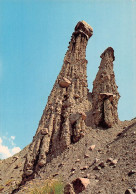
[91,47,120,128]
[22,21,93,182]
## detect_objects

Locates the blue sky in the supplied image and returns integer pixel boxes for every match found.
[0,0,136,159]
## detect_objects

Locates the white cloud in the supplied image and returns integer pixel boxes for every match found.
[0,137,12,159]
[10,136,16,146]
[2,135,15,146]
[11,147,21,155]
[11,136,15,140]
[0,137,21,159]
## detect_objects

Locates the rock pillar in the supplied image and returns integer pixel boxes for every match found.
[23,21,93,180]
[92,47,120,128]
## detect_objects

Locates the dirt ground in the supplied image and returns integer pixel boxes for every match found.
[0,118,135,194]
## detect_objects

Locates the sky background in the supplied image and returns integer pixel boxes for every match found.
[0,0,136,159]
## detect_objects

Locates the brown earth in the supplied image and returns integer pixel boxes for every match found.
[0,119,136,193]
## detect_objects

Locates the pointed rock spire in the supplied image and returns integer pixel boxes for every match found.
[23,21,93,181]
[91,47,120,128]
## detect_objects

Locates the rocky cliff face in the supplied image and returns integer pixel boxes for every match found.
[23,21,93,181]
[91,47,120,128]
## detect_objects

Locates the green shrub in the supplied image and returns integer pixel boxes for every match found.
[30,179,64,194]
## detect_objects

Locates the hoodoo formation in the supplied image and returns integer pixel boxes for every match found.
[1,21,134,194]
[23,21,93,180]
[92,47,120,128]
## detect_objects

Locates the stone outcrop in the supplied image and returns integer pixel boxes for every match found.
[59,77,71,88]
[72,178,90,193]
[91,47,120,128]
[64,178,90,194]
[22,21,93,181]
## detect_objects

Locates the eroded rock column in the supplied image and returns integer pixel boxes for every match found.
[92,47,120,128]
[23,21,93,181]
